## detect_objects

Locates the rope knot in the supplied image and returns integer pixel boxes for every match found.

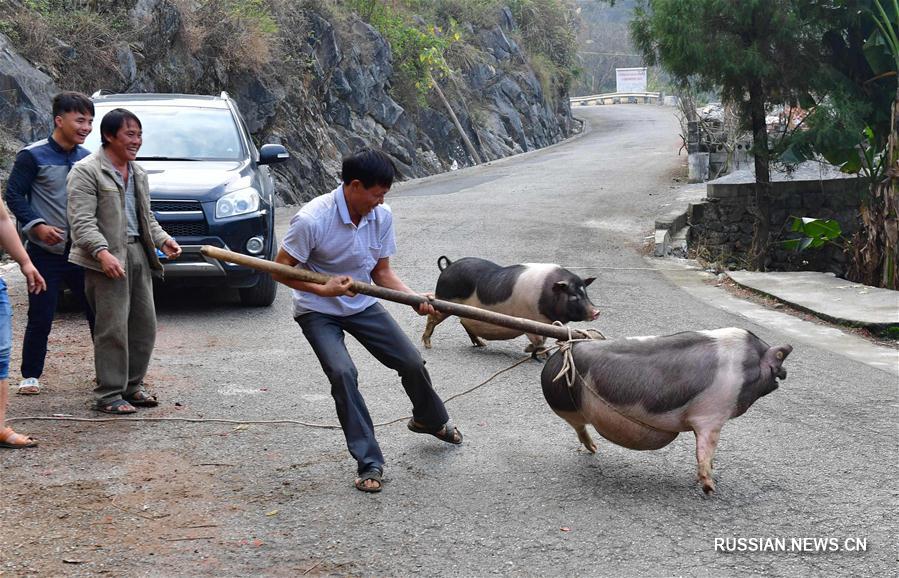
[548,322,605,388]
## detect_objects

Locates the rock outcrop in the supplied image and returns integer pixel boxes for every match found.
[0,33,56,144]
[0,2,574,204]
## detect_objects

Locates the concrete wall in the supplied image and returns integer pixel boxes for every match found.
[688,175,868,274]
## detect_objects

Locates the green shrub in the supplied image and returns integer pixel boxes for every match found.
[344,0,577,108]
[346,0,454,107]
[224,0,278,35]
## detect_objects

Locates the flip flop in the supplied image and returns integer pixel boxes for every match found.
[16,377,41,395]
[92,399,137,414]
[407,418,463,445]
[354,468,383,493]
[0,427,38,449]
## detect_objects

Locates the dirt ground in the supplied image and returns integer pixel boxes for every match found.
[0,286,337,576]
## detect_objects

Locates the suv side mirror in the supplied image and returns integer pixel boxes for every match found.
[259,143,290,165]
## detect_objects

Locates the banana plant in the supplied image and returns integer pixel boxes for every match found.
[781,217,844,251]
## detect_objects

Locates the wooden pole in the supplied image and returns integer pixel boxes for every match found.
[200,246,601,342]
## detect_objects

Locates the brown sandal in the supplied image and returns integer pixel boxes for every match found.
[0,427,38,449]
[407,419,463,445]
[125,389,159,407]
[354,468,383,493]
[92,399,137,414]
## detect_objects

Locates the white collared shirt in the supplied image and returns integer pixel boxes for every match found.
[281,184,396,317]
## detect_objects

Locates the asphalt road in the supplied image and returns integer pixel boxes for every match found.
[2,105,896,576]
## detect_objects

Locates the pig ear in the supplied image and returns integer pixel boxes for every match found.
[553,281,569,292]
[583,277,596,287]
[775,344,793,360]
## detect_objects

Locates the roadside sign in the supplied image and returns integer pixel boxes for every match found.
[616,67,647,93]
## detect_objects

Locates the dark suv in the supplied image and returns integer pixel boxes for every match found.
[84,92,289,306]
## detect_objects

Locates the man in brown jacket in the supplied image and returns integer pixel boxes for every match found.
[67,108,181,414]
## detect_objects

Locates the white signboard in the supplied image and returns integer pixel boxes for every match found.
[616,67,647,93]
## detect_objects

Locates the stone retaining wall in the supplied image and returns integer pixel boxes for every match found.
[688,175,867,274]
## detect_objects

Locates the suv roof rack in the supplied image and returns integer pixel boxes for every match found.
[89,93,225,103]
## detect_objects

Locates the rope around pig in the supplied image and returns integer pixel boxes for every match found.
[553,326,676,435]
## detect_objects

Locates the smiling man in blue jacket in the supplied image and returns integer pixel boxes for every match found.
[3,91,96,396]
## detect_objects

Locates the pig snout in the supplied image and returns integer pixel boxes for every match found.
[575,300,600,322]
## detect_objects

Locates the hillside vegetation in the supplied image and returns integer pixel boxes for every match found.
[0,0,580,202]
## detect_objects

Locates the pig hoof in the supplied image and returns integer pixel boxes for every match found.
[575,428,597,453]
[526,346,550,360]
[701,480,716,494]
[422,338,432,349]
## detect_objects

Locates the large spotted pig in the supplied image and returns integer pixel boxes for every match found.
[422,256,600,354]
[541,328,792,493]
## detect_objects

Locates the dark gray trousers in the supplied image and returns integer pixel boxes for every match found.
[296,303,449,474]
[85,242,156,404]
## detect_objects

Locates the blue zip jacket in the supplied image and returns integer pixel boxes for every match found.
[4,135,91,255]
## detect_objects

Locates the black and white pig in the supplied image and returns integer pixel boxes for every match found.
[541,328,792,493]
[422,256,600,354]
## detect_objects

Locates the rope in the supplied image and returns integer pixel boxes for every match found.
[5,353,541,430]
[8,325,610,431]
[5,415,346,429]
[551,329,675,435]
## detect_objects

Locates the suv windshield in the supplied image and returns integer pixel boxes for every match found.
[84,105,245,161]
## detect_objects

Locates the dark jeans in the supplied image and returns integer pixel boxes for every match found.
[297,303,450,475]
[21,244,94,379]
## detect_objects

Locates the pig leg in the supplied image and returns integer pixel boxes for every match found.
[421,312,447,349]
[524,334,549,358]
[574,424,597,453]
[551,410,597,453]
[693,427,721,494]
[460,323,487,347]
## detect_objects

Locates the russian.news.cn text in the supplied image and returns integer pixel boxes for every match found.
[714,537,867,554]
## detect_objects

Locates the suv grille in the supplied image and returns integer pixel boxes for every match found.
[161,222,209,236]
[151,200,203,212]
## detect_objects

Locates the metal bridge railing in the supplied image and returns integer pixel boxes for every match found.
[570,92,662,106]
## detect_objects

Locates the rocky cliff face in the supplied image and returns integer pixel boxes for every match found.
[0,0,574,204]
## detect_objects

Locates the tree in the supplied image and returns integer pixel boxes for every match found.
[631,0,818,269]
[632,0,898,285]
[780,0,898,289]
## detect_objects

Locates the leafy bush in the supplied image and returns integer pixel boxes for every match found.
[430,0,503,29]
[346,0,455,107]
[781,217,844,251]
[345,0,577,107]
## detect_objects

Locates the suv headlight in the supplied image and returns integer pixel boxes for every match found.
[216,188,260,219]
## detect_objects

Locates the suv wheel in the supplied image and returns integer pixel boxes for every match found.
[239,235,278,307]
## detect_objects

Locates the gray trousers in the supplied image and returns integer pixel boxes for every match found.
[85,241,156,404]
